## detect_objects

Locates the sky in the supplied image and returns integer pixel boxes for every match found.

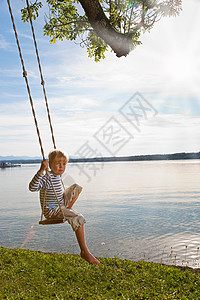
[0,0,200,158]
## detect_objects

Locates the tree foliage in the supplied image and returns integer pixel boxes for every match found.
[21,0,182,61]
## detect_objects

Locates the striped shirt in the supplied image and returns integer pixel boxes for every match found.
[29,171,64,218]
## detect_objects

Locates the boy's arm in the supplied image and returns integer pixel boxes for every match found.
[29,160,48,192]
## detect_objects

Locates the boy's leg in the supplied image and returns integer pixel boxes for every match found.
[57,202,100,265]
[57,205,86,231]
[75,224,100,265]
[63,184,82,209]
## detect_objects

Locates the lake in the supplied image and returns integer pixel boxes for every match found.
[0,160,200,268]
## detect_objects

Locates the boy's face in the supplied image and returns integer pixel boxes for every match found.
[50,158,67,176]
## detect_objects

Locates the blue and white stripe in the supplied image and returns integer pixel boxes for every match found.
[29,171,64,218]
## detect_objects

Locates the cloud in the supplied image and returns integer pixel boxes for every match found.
[119,112,200,156]
[0,34,10,49]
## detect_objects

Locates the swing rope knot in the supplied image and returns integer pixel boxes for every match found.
[23,70,27,77]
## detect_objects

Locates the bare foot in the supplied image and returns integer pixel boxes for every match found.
[80,250,100,265]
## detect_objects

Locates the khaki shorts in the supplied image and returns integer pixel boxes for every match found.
[57,183,86,231]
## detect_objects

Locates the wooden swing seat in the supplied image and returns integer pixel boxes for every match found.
[39,218,66,225]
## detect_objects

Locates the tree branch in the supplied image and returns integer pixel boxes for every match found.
[78,0,133,57]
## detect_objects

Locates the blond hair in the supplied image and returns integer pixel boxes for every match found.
[48,150,68,167]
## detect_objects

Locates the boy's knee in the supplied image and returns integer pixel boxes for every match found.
[63,183,82,205]
[68,214,86,232]
[71,184,83,195]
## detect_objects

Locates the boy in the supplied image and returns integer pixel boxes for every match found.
[29,150,100,265]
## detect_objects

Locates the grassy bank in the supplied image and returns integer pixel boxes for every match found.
[0,247,200,299]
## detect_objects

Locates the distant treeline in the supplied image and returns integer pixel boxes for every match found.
[69,152,200,163]
[1,152,200,164]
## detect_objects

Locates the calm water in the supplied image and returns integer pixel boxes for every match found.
[0,160,200,268]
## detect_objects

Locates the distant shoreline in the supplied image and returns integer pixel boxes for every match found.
[1,151,200,164]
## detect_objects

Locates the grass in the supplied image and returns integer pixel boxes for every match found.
[0,247,200,299]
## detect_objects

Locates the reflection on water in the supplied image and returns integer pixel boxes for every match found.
[0,160,200,268]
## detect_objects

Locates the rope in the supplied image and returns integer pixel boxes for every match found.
[41,172,48,222]
[25,0,67,205]
[41,169,65,222]
[25,0,56,150]
[7,0,45,160]
[46,170,66,220]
